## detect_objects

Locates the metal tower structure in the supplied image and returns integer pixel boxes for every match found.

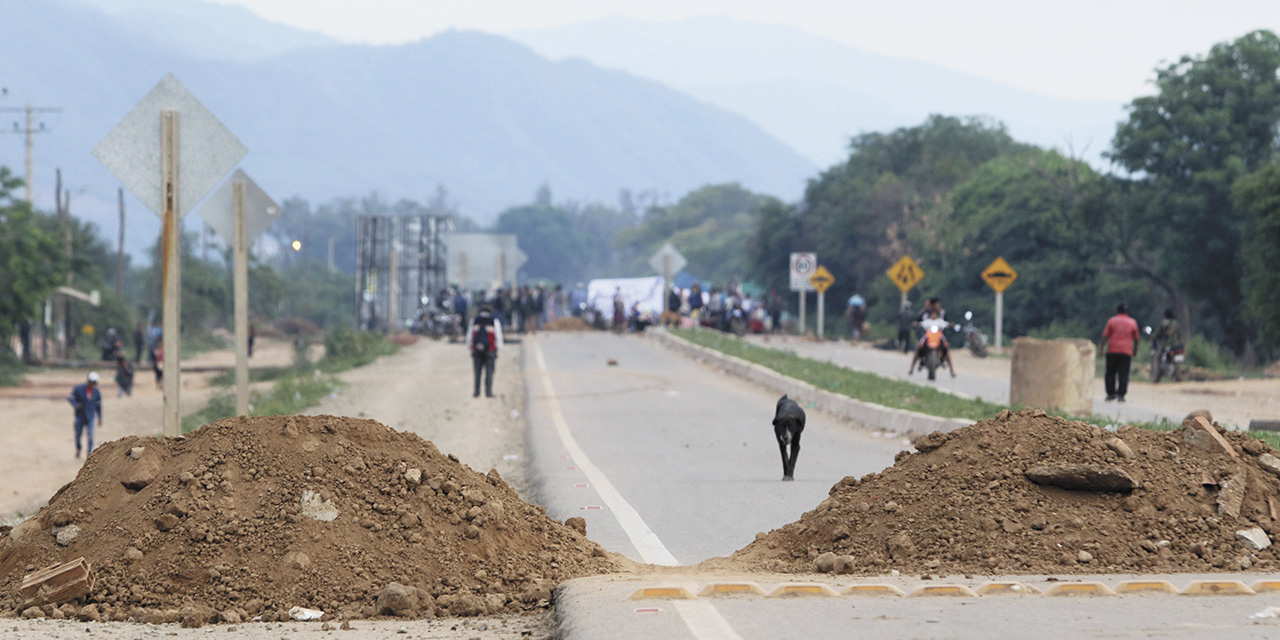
[356,214,452,332]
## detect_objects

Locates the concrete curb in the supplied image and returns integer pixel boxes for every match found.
[649,329,972,437]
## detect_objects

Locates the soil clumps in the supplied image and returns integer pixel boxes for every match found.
[540,318,593,332]
[714,409,1280,576]
[0,415,621,624]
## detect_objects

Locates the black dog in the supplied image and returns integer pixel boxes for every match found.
[772,394,806,481]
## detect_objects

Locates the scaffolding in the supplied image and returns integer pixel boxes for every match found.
[356,214,452,332]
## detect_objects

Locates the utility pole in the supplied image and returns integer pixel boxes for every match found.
[1,103,62,203]
[57,169,73,358]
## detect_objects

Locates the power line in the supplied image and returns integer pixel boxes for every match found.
[1,102,63,203]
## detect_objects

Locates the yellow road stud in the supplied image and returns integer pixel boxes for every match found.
[767,584,840,598]
[842,584,907,597]
[1250,580,1280,594]
[628,586,696,600]
[910,584,978,597]
[1044,582,1117,597]
[698,583,766,597]
[1181,580,1255,596]
[975,582,1039,595]
[1115,580,1179,594]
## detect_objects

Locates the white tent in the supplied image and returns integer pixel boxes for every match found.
[586,276,665,318]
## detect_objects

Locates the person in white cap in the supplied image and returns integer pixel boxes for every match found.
[68,372,104,457]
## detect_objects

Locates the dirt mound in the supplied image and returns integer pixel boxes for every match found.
[713,409,1280,576]
[541,318,593,332]
[0,415,622,623]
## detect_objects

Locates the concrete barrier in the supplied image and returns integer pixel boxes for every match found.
[648,330,971,437]
[1009,337,1095,415]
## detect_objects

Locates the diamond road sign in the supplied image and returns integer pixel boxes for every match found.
[809,265,835,293]
[648,242,687,276]
[982,256,1018,293]
[93,74,247,218]
[196,169,281,244]
[886,255,924,293]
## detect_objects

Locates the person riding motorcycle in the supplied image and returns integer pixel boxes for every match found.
[1154,308,1179,350]
[908,308,956,377]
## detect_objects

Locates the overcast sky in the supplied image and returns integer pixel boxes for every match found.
[208,0,1279,102]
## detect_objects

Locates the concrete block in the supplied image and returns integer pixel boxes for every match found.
[1010,337,1094,415]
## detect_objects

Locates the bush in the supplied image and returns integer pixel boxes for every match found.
[1185,334,1232,371]
[0,349,23,386]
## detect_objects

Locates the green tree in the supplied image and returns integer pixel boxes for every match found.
[615,183,768,285]
[0,166,64,348]
[1233,162,1280,355]
[1108,30,1280,350]
[493,201,595,284]
[792,115,1028,322]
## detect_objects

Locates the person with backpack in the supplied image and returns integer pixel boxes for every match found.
[465,304,504,398]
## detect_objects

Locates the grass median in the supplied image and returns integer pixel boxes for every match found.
[669,328,1280,448]
[182,328,399,433]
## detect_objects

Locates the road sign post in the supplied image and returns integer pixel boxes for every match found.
[198,170,281,416]
[790,253,816,334]
[649,243,687,309]
[981,257,1018,355]
[809,266,835,340]
[94,74,248,436]
[160,111,181,436]
[886,255,924,311]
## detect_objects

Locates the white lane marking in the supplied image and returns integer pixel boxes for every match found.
[531,339,744,640]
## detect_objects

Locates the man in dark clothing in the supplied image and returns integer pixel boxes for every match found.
[133,322,145,363]
[68,372,104,457]
[1100,303,1141,402]
[466,305,504,398]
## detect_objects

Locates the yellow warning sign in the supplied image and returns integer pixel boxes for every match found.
[809,265,835,293]
[981,257,1018,293]
[886,255,923,293]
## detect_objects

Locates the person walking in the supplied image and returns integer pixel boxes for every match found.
[68,372,103,457]
[845,293,867,341]
[114,356,134,398]
[465,304,503,398]
[1099,303,1141,402]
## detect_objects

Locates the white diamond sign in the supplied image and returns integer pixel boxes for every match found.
[93,74,247,218]
[648,242,687,276]
[197,169,281,244]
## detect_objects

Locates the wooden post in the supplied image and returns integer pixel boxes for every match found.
[160,110,181,437]
[233,180,249,416]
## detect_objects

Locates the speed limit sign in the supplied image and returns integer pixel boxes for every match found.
[790,252,816,291]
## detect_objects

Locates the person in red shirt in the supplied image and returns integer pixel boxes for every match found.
[1099,303,1141,402]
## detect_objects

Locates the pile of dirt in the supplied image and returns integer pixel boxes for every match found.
[713,409,1280,576]
[541,318,593,332]
[0,415,622,624]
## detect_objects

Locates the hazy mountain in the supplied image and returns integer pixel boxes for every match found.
[510,15,1127,166]
[0,1,815,260]
[67,0,337,62]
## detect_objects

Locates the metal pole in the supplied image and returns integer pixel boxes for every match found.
[995,291,1004,356]
[160,110,181,437]
[817,290,825,339]
[798,290,806,335]
[388,248,398,333]
[116,187,125,297]
[233,181,250,416]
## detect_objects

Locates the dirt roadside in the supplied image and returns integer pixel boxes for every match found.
[2,336,557,639]
[0,339,303,522]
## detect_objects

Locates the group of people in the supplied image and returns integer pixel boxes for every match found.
[659,281,786,335]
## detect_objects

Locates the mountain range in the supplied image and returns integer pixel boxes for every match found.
[0,0,815,259]
[510,15,1128,167]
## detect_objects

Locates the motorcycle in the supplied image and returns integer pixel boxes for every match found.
[918,325,948,381]
[960,310,989,358]
[1144,326,1184,382]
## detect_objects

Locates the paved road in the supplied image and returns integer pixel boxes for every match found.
[523,331,906,566]
[524,331,1278,639]
[745,334,1179,424]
